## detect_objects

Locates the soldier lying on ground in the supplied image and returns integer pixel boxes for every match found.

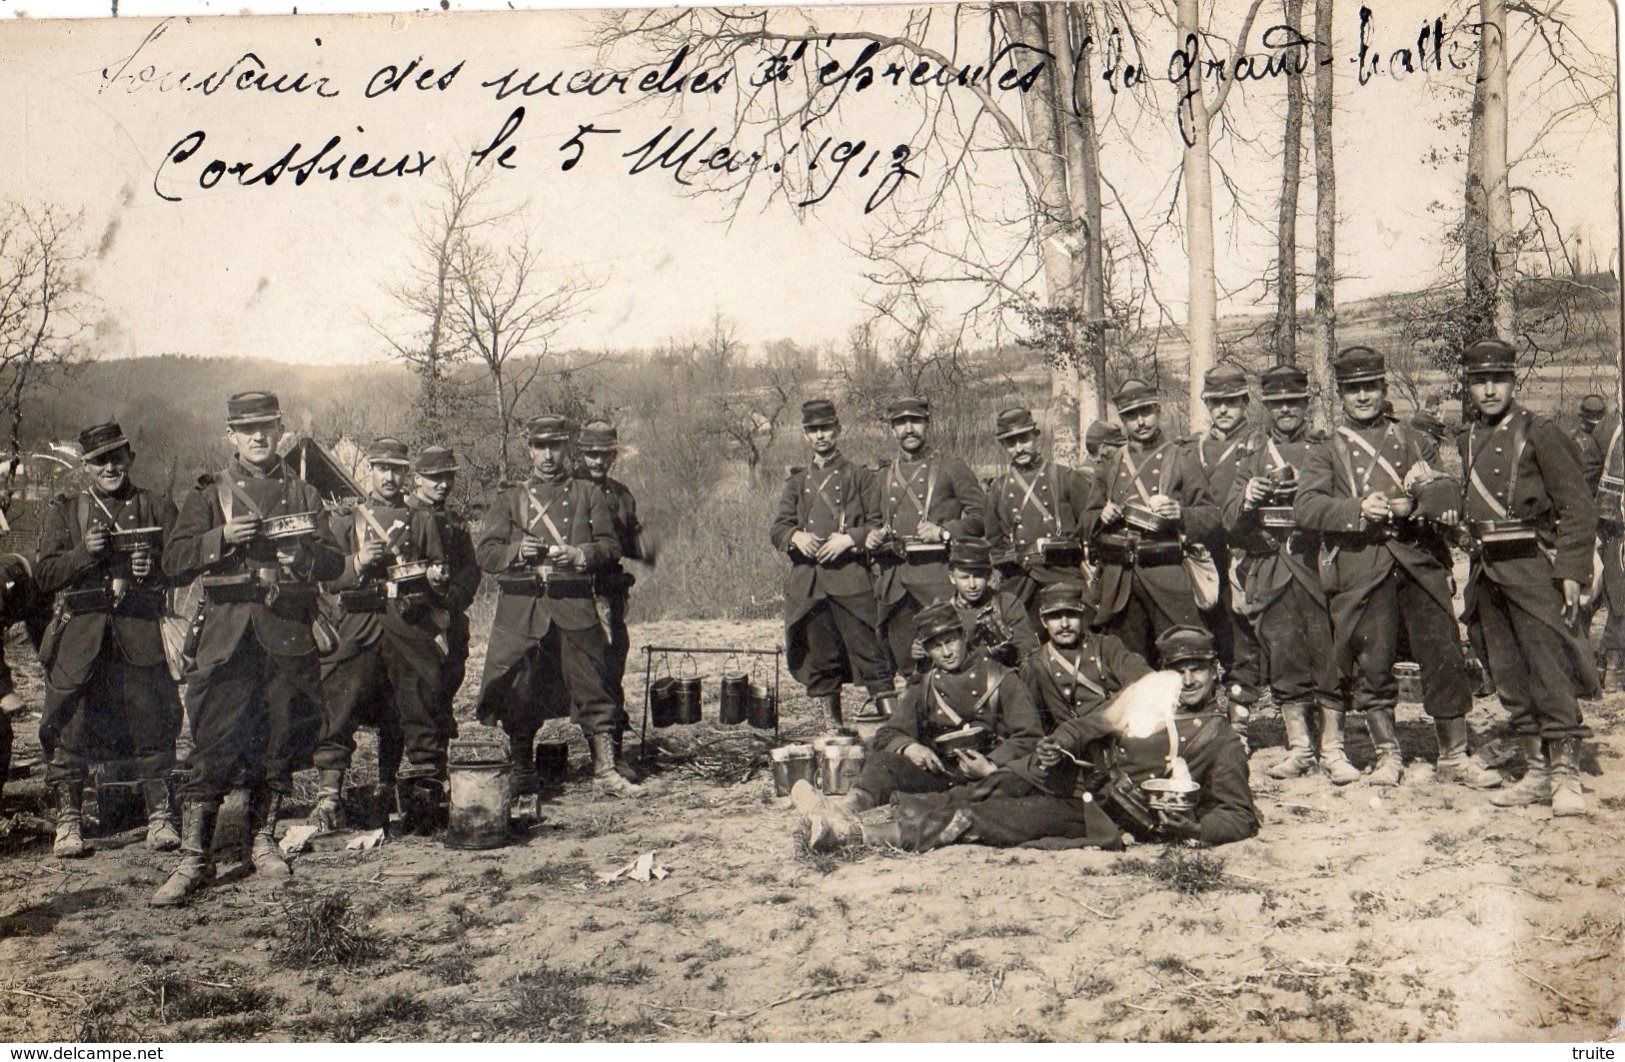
[805,626,1259,853]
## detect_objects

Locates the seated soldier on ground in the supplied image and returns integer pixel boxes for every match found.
[791,599,1043,846]
[807,626,1258,853]
[929,537,1040,671]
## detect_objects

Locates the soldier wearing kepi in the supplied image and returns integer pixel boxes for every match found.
[1576,395,1624,687]
[35,422,180,858]
[1571,394,1609,492]
[940,537,1039,671]
[1294,348,1503,789]
[769,399,895,729]
[153,392,346,906]
[1189,365,1264,745]
[1081,420,1126,482]
[1084,379,1221,662]
[402,445,480,771]
[1457,340,1600,816]
[867,397,985,686]
[0,554,47,807]
[476,416,638,799]
[313,437,449,835]
[576,419,651,777]
[1224,366,1345,781]
[986,407,1091,621]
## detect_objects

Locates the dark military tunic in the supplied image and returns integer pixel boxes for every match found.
[872,448,985,669]
[949,590,1040,669]
[986,457,1090,616]
[1006,636,1152,794]
[473,472,620,736]
[36,484,180,785]
[1459,403,1598,740]
[1190,424,1263,703]
[315,497,447,779]
[1223,424,1341,711]
[857,654,1043,803]
[768,453,892,697]
[408,492,480,733]
[0,554,47,799]
[1083,432,1220,663]
[581,472,642,724]
[1586,411,1625,656]
[161,456,346,800]
[1294,419,1471,719]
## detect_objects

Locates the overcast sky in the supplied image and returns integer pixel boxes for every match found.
[1,0,1617,364]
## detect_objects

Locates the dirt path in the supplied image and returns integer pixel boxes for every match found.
[0,618,1619,1042]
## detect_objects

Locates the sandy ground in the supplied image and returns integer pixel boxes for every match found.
[0,617,1620,1043]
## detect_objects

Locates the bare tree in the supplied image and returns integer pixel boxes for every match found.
[450,231,599,481]
[1272,0,1305,367]
[1464,0,1516,344]
[0,202,98,508]
[1308,0,1337,423]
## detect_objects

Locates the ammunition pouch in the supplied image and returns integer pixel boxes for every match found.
[1095,533,1183,569]
[338,587,388,614]
[542,571,594,599]
[902,539,950,565]
[60,588,115,615]
[496,572,542,597]
[1469,519,1540,563]
[1035,537,1082,569]
[1095,766,1160,841]
[592,568,637,596]
[201,572,262,604]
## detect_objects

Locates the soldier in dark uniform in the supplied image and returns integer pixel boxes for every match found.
[1294,348,1502,789]
[34,422,180,858]
[1019,582,1150,737]
[939,537,1039,671]
[1225,366,1346,781]
[769,399,895,730]
[1084,379,1220,663]
[811,625,1258,852]
[312,438,449,835]
[1575,396,1624,688]
[474,415,639,798]
[398,445,479,776]
[792,599,1043,847]
[153,392,346,906]
[985,407,1091,622]
[1456,341,1599,816]
[866,396,985,694]
[0,552,47,807]
[576,419,650,779]
[1081,420,1126,482]
[1188,365,1264,745]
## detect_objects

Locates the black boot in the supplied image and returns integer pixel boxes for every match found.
[141,776,180,851]
[51,777,89,859]
[0,712,12,805]
[507,732,540,798]
[150,799,218,907]
[247,787,292,880]
[822,692,844,732]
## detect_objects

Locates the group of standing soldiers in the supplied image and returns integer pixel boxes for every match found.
[776,338,1617,850]
[10,392,650,908]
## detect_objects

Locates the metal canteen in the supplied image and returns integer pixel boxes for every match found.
[649,676,679,728]
[719,672,750,725]
[747,681,778,730]
[674,676,703,725]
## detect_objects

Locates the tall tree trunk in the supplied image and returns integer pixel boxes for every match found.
[1465,0,1515,344]
[1055,3,1107,434]
[1177,0,1218,431]
[1001,2,1082,458]
[1309,0,1337,424]
[1274,0,1305,366]
[491,364,510,482]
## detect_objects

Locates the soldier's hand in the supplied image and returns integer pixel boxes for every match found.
[1360,492,1391,523]
[223,514,262,545]
[789,531,821,558]
[84,527,110,556]
[277,542,309,569]
[356,537,387,569]
[1435,509,1459,528]
[954,748,997,780]
[865,527,888,552]
[1149,494,1181,521]
[816,532,855,563]
[909,637,927,661]
[1099,501,1124,526]
[427,563,450,589]
[0,692,23,715]
[130,548,153,579]
[1035,736,1064,769]
[519,534,547,561]
[1243,477,1273,509]
[1561,578,1582,626]
[916,519,946,543]
[550,544,587,569]
[902,742,947,774]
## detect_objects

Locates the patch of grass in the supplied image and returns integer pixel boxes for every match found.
[952,950,986,971]
[806,964,844,985]
[601,963,653,987]
[765,892,796,905]
[298,992,431,1040]
[272,891,386,969]
[1117,848,1231,895]
[1149,955,1199,979]
[1006,1023,1054,1042]
[493,965,604,1040]
[1350,890,1388,915]
[516,862,582,888]
[208,1014,275,1040]
[978,921,1035,938]
[154,978,276,1022]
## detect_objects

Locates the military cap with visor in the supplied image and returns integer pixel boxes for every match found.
[1460,338,1518,378]
[1332,347,1386,386]
[887,396,930,422]
[364,437,412,467]
[914,601,963,646]
[1259,365,1311,402]
[1036,582,1090,618]
[1156,624,1218,667]
[413,445,462,476]
[527,415,575,444]
[578,420,619,450]
[78,422,131,463]
[994,407,1040,440]
[226,391,283,427]
[1113,379,1161,415]
[1085,420,1126,450]
[1580,394,1609,421]
[948,536,994,573]
[1202,365,1250,400]
[801,399,839,429]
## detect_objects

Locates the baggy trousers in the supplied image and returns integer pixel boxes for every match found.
[477,622,618,740]
[40,639,181,787]
[180,637,323,801]
[1469,578,1589,742]
[1345,568,1471,719]
[316,633,445,780]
